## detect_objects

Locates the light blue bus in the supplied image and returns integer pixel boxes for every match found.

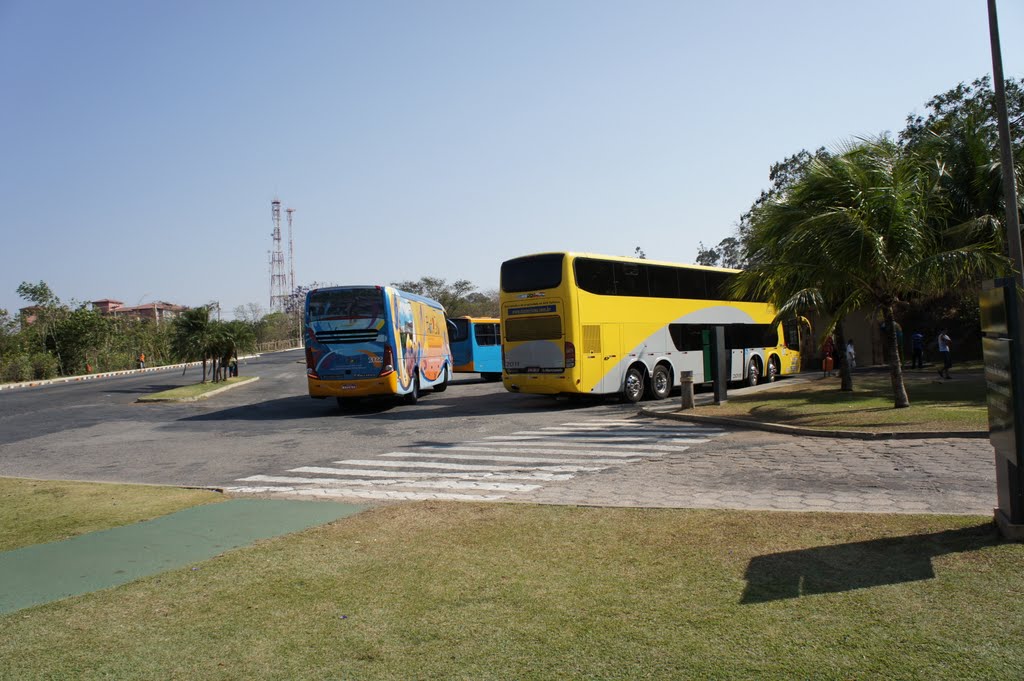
[448,316,502,382]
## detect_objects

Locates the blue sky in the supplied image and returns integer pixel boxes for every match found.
[2,1,1022,318]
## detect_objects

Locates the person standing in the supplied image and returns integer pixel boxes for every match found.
[911,331,925,369]
[822,335,836,377]
[937,329,952,379]
[137,352,146,370]
[846,339,856,371]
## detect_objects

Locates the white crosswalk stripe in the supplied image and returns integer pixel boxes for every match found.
[223,416,726,501]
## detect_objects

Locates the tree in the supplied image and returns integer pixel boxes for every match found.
[171,306,213,381]
[735,137,1006,407]
[391,277,479,316]
[696,149,830,267]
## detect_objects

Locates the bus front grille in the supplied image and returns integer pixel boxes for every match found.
[316,329,380,344]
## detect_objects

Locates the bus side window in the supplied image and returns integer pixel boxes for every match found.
[475,323,499,346]
[669,324,703,351]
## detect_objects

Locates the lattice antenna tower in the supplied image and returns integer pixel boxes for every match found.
[286,207,296,296]
[269,199,288,312]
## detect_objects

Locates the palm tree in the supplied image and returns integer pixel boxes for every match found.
[735,137,1006,408]
[171,307,212,381]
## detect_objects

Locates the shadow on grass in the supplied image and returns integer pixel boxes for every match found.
[741,522,999,604]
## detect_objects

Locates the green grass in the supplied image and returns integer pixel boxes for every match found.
[0,477,222,552]
[2,497,1023,680]
[694,367,988,432]
[136,375,259,402]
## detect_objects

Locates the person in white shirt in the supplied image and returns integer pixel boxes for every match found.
[937,329,952,379]
[846,340,856,371]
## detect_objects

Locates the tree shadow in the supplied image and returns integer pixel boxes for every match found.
[740,522,999,604]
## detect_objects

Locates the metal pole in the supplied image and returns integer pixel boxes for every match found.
[988,0,1023,285]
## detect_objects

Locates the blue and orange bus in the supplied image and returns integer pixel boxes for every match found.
[305,285,452,408]
[448,316,502,381]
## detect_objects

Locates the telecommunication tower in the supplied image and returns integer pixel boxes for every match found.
[269,199,288,312]
[286,207,296,295]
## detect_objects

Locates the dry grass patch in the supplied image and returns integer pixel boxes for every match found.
[693,368,987,432]
[0,477,222,551]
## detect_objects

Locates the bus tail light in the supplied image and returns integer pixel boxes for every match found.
[379,344,395,376]
[564,341,576,369]
[305,346,319,379]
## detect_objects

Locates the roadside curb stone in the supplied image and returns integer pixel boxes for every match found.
[637,407,989,440]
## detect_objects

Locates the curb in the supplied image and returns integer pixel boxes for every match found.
[136,376,261,403]
[638,407,989,440]
[0,353,273,393]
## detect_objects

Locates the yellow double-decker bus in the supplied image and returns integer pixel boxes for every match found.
[499,252,803,402]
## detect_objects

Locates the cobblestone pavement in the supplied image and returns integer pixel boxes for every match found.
[515,419,997,515]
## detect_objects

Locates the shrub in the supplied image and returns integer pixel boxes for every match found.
[31,352,59,379]
[3,355,33,383]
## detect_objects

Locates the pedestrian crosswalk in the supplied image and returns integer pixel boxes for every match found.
[223,417,726,502]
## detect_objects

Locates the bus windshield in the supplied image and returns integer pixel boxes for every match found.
[500,253,564,292]
[307,287,383,321]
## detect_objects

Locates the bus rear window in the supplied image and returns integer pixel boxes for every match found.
[505,316,562,342]
[448,318,470,341]
[501,254,564,292]
[307,288,384,321]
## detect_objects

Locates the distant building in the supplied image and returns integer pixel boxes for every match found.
[91,299,187,323]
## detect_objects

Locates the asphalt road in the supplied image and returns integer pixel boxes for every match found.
[0,349,636,489]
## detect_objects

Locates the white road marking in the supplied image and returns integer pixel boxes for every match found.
[229,416,728,502]
[290,465,574,481]
[409,445,651,458]
[379,451,641,465]
[238,474,540,492]
[224,486,505,501]
[334,459,606,473]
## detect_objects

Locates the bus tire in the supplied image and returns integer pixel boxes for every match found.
[404,372,420,405]
[746,359,760,387]
[433,367,449,393]
[623,366,645,403]
[767,358,778,383]
[648,364,672,400]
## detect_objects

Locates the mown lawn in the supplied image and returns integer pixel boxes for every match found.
[692,367,988,432]
[0,477,222,552]
[2,498,1023,680]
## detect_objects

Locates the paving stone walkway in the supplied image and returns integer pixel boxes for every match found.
[516,424,996,515]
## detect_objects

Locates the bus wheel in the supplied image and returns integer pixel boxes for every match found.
[623,366,645,403]
[648,365,671,400]
[767,359,778,383]
[746,359,760,387]
[404,373,420,405]
[433,367,449,393]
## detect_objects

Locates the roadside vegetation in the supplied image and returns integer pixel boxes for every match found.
[0,278,496,385]
[700,76,1022,409]
[1,493,1021,679]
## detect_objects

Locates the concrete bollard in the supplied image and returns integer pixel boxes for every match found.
[679,370,694,410]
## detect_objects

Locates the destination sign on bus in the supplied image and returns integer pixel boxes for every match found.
[507,304,556,316]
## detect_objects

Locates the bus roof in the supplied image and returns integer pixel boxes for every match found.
[306,285,447,312]
[502,251,743,275]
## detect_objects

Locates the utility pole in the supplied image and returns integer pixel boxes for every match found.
[287,207,296,298]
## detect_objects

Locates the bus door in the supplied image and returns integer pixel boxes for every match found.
[580,323,620,394]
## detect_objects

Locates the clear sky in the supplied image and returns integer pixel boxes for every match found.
[2,1,1022,318]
